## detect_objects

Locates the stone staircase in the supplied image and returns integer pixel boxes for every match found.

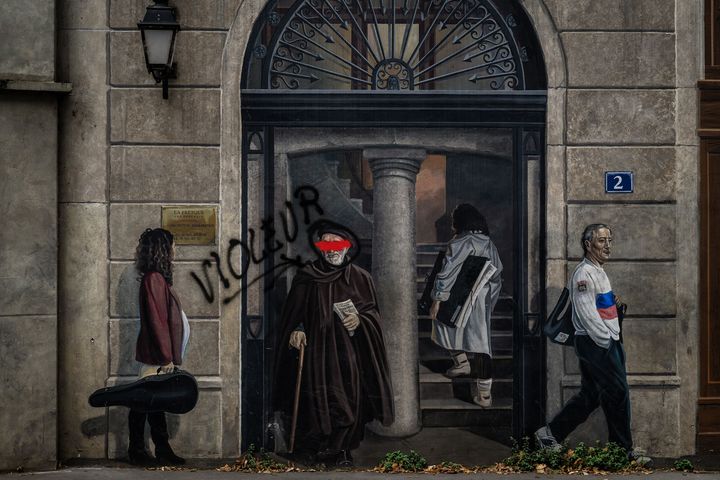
[289,154,373,239]
[417,243,513,441]
[327,159,373,223]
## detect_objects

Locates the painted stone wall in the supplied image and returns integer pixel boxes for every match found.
[54,0,702,461]
[57,0,240,461]
[0,0,55,81]
[0,94,59,471]
[0,0,60,471]
[535,0,702,457]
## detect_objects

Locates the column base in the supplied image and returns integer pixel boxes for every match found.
[368,418,422,438]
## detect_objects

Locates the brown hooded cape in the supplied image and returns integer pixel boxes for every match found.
[273,260,394,452]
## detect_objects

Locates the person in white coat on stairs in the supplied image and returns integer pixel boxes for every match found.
[429,203,503,407]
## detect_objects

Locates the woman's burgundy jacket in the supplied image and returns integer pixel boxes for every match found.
[136,271,184,366]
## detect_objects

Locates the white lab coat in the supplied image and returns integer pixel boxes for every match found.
[430,231,503,354]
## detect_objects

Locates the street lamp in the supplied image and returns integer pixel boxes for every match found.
[138,0,180,99]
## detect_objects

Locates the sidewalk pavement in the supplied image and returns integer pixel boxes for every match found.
[6,426,720,478]
[5,467,720,479]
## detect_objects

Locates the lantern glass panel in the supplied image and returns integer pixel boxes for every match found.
[144,29,174,65]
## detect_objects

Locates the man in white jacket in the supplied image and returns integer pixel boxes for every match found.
[535,224,648,465]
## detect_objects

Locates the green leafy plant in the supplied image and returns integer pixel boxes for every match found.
[674,459,694,472]
[227,443,288,472]
[569,442,629,471]
[503,437,543,471]
[243,444,257,470]
[503,437,568,472]
[377,450,428,472]
[502,439,634,473]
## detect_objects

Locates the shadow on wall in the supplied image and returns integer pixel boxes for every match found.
[78,265,182,456]
[116,265,141,317]
[80,412,181,449]
[115,265,143,375]
[108,408,181,459]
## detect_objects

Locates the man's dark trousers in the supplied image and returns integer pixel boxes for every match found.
[548,334,632,451]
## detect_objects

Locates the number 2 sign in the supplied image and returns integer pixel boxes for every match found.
[605,171,634,194]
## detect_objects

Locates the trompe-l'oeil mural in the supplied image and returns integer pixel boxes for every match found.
[89,146,650,469]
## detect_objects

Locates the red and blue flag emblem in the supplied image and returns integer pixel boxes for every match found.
[595,291,618,320]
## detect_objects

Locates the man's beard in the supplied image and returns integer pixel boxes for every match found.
[323,250,347,266]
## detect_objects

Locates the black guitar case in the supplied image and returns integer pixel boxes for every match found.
[418,252,489,328]
[88,369,198,414]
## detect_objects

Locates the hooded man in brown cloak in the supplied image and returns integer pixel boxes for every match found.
[273,223,394,467]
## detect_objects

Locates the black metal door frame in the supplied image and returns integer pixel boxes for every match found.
[512,127,547,440]
[240,90,547,449]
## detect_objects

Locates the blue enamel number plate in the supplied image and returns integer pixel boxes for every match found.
[605,171,633,194]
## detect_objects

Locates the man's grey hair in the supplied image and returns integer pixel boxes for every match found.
[581,223,612,255]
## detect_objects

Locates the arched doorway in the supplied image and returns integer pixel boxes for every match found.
[239,0,548,452]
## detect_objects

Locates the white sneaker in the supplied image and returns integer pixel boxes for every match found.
[472,378,492,408]
[445,362,471,377]
[534,425,562,452]
[629,448,652,467]
[473,392,492,408]
[445,352,470,377]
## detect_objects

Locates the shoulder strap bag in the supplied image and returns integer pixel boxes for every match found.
[543,287,575,346]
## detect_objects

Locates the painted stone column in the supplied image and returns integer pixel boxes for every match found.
[365,147,425,437]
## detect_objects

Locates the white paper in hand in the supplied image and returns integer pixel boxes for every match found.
[333,299,358,337]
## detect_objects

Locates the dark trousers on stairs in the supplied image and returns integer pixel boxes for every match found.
[472,353,492,379]
[548,335,633,451]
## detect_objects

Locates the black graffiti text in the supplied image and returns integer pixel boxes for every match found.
[190,186,324,305]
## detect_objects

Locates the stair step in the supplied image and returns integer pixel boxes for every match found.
[421,398,512,427]
[417,264,436,278]
[337,177,351,197]
[421,397,512,411]
[420,337,514,360]
[420,374,512,400]
[416,243,447,251]
[418,329,512,339]
[349,198,364,211]
[420,341,511,359]
[420,355,513,379]
[417,252,444,264]
[418,315,513,332]
[418,332,512,354]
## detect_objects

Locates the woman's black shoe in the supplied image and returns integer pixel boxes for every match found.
[127,448,156,466]
[128,410,155,466]
[148,411,185,465]
[155,446,186,465]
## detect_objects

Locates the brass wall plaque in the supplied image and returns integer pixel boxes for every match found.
[161,206,217,245]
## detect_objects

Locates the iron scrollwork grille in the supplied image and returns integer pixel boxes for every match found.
[245,0,530,91]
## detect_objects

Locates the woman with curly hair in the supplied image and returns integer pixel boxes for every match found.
[128,228,189,466]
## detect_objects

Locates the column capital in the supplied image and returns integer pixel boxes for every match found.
[364,148,426,181]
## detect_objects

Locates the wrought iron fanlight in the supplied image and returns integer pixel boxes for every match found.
[245,0,529,91]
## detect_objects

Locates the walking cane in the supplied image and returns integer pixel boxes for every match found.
[289,342,305,454]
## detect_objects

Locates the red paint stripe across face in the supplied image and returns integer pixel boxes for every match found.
[315,239,352,251]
